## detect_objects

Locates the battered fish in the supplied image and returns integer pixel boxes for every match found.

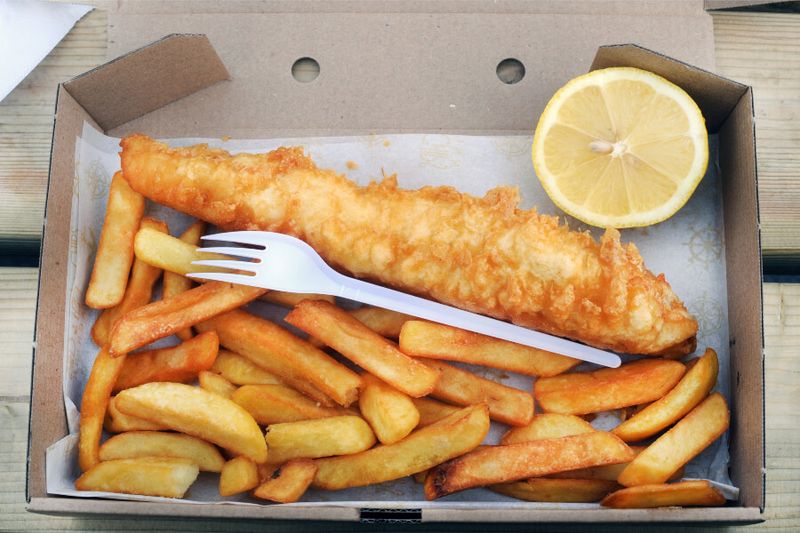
[120,135,697,356]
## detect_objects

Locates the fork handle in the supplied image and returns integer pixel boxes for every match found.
[333,274,620,368]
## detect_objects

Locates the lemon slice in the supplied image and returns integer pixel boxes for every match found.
[532,67,708,228]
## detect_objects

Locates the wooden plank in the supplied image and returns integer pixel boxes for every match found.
[0,268,37,398]
[713,12,800,269]
[0,6,107,245]
[0,266,797,529]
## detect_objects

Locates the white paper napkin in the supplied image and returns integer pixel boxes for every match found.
[0,0,92,102]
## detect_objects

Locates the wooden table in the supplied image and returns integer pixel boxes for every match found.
[1,5,798,532]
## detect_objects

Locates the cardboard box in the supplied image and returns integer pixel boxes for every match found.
[28,1,763,524]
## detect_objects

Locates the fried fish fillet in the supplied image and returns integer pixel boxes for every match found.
[120,134,697,356]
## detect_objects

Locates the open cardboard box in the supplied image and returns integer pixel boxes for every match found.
[28,1,763,524]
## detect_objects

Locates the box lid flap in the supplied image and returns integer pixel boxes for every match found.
[99,3,715,138]
[705,0,781,10]
[63,34,229,131]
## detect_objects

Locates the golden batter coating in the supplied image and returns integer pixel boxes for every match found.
[120,134,697,356]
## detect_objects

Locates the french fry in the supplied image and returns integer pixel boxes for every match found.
[105,395,166,433]
[112,331,219,392]
[359,374,420,444]
[98,430,225,472]
[85,172,145,309]
[91,217,167,346]
[79,346,128,471]
[490,478,620,503]
[412,469,429,484]
[601,480,726,508]
[618,393,730,487]
[198,310,361,407]
[219,456,260,496]
[500,413,595,445]
[253,459,318,503]
[163,221,206,340]
[198,370,237,399]
[550,446,642,481]
[534,359,686,415]
[400,321,579,377]
[261,291,334,307]
[313,404,490,491]
[306,305,412,348]
[265,416,376,463]
[424,431,634,499]
[613,348,719,442]
[232,384,351,424]
[412,396,460,428]
[550,450,685,482]
[350,306,412,338]
[75,457,199,498]
[133,225,228,275]
[285,300,439,398]
[418,358,534,426]
[115,382,267,463]
[109,282,265,356]
[210,349,283,386]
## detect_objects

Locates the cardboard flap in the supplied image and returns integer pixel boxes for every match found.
[591,44,748,132]
[63,34,229,131]
[705,0,780,10]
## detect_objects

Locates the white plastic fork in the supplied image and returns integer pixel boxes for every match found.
[189,231,621,367]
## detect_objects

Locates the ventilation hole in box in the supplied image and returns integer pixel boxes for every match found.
[496,58,525,84]
[292,57,320,82]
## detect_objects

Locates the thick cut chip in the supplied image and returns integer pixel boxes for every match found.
[500,413,595,445]
[115,382,267,463]
[613,348,718,442]
[79,346,128,471]
[424,431,634,499]
[490,478,620,503]
[261,291,334,307]
[412,397,460,428]
[113,331,219,392]
[109,282,265,356]
[307,305,413,348]
[163,220,206,340]
[618,393,730,487]
[105,396,166,433]
[219,456,260,496]
[232,384,351,424]
[419,358,533,426]
[351,307,412,338]
[359,374,420,444]
[210,349,283,386]
[133,226,228,276]
[285,300,439,398]
[198,370,238,399]
[91,217,167,346]
[400,321,579,377]
[265,416,376,463]
[253,459,318,503]
[535,359,686,415]
[75,457,199,498]
[601,480,726,508]
[313,404,490,491]
[85,172,146,309]
[199,310,361,407]
[98,430,225,472]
